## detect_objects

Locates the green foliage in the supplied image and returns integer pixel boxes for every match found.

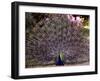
[81,28,89,37]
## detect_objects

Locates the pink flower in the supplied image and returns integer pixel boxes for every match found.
[76,16,81,22]
[71,16,75,21]
[67,15,83,28]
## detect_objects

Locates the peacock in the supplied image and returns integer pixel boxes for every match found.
[56,52,64,66]
[25,13,89,68]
